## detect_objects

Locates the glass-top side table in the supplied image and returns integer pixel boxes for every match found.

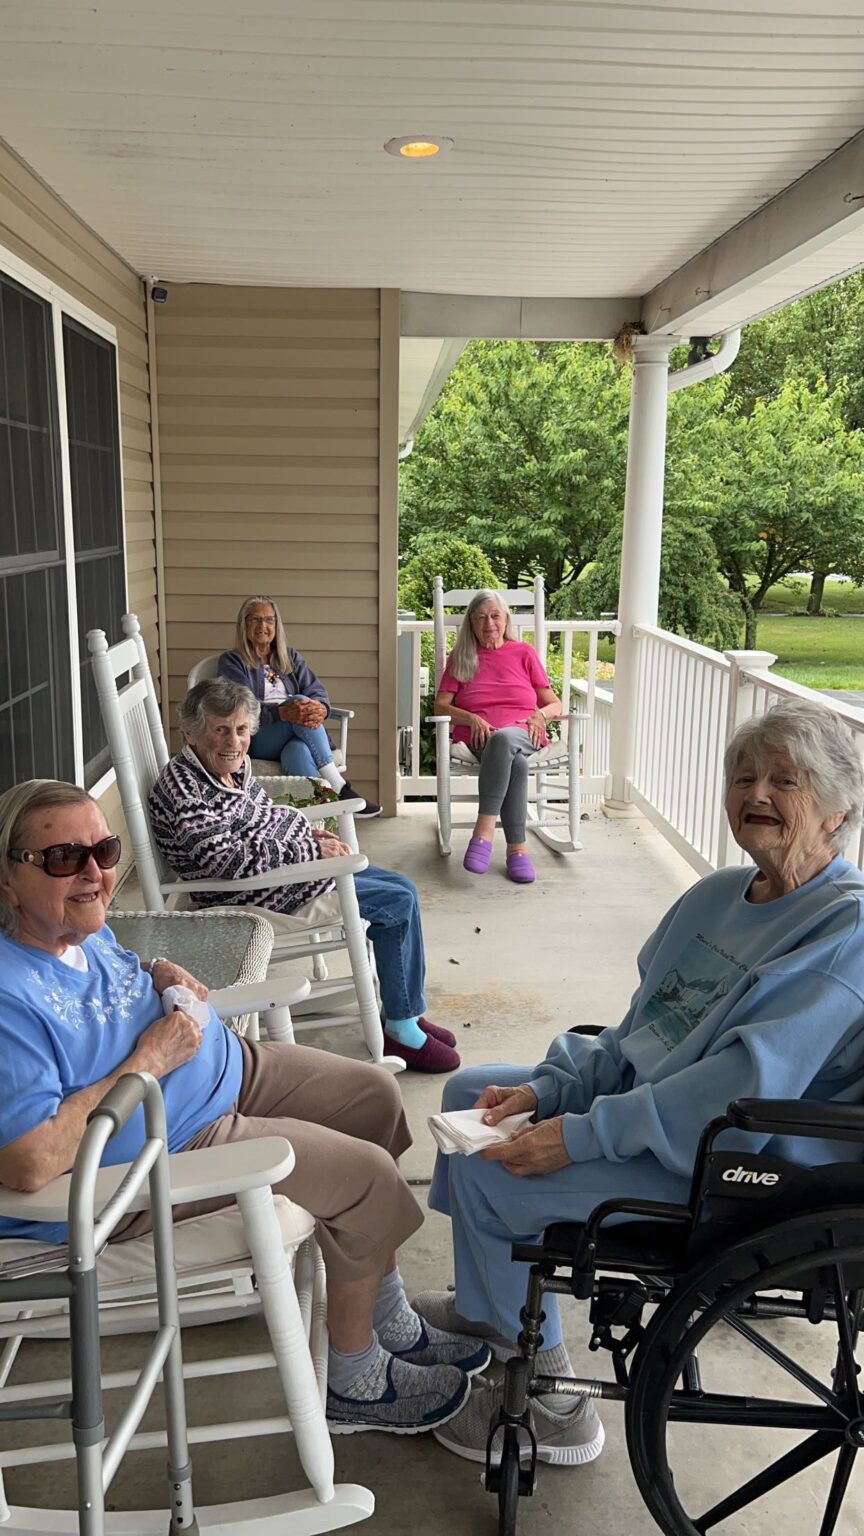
[109,910,276,1033]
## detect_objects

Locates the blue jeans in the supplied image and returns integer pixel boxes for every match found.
[429,1063,691,1346]
[355,866,426,1022]
[251,718,335,778]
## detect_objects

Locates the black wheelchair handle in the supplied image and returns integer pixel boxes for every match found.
[86,1072,148,1137]
[728,1096,864,1144]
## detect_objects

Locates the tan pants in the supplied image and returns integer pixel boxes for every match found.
[117,1039,424,1283]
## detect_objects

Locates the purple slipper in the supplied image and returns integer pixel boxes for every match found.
[419,1016,457,1048]
[383,1030,461,1073]
[463,836,493,874]
[506,851,536,884]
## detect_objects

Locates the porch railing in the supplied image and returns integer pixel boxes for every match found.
[397,615,864,878]
[628,626,864,877]
[396,618,621,798]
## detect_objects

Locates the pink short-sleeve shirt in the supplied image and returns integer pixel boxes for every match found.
[438,640,551,745]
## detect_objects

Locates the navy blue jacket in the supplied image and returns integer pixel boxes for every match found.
[217,649,331,727]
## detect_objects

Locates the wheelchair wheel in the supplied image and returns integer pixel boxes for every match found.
[626,1212,864,1536]
[497,1428,521,1536]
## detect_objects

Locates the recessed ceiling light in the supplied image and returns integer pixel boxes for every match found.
[384,136,454,159]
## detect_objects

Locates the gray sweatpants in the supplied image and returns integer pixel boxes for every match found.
[472,726,538,843]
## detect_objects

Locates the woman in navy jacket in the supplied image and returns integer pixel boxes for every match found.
[218,595,380,816]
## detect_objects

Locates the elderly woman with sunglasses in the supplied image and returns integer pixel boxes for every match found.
[0,779,493,1438]
[218,595,380,817]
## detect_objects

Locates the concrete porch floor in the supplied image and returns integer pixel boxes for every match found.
[5,805,862,1534]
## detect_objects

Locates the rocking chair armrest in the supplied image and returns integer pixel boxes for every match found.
[159,852,368,896]
[298,797,363,821]
[328,706,354,720]
[428,716,452,725]
[0,1138,297,1224]
[208,976,312,1019]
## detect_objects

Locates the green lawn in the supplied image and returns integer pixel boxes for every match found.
[555,595,864,691]
[755,615,864,691]
[760,578,864,614]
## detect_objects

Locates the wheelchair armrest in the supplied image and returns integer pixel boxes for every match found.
[728,1097,864,1143]
[567,1025,605,1037]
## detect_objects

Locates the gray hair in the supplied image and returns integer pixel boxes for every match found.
[444,590,515,684]
[178,679,261,740]
[724,697,864,852]
[0,780,95,935]
[234,595,293,675]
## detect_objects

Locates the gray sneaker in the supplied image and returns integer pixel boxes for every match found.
[327,1353,470,1436]
[432,1375,605,1467]
[412,1289,516,1362]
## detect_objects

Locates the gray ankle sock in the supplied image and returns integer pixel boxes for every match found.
[372,1268,422,1351]
[535,1341,576,1413]
[328,1334,389,1399]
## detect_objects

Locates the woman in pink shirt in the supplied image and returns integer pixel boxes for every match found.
[435,591,562,884]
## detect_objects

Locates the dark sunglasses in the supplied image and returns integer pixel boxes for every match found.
[9,836,122,878]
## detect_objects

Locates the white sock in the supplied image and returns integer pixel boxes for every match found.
[317,762,346,792]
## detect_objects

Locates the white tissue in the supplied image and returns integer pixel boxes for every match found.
[161,984,211,1027]
[428,1106,534,1156]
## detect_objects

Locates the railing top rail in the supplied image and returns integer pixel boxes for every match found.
[632,623,732,668]
[397,618,621,636]
[743,666,864,729]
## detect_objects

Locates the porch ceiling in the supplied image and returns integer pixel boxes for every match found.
[3,0,864,319]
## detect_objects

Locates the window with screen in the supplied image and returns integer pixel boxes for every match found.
[0,274,75,790]
[63,317,125,787]
[0,259,126,795]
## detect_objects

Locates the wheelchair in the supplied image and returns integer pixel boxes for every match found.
[485,1074,864,1536]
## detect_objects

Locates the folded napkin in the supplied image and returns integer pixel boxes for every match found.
[161,984,211,1028]
[428,1106,534,1156]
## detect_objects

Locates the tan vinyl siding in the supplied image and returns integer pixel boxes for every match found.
[0,141,157,868]
[157,285,396,805]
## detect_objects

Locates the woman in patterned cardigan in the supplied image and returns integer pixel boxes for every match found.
[149,677,459,1073]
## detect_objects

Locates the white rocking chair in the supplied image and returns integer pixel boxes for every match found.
[428,576,585,857]
[186,656,354,781]
[0,1021,374,1534]
[86,615,403,1072]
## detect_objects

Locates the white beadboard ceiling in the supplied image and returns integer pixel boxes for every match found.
[3,0,864,313]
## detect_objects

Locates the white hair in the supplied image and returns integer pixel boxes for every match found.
[178,679,261,739]
[444,590,515,683]
[724,698,864,852]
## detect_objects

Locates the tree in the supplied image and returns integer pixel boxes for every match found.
[728,272,864,611]
[576,513,740,650]
[399,340,629,594]
[398,533,501,618]
[713,381,864,646]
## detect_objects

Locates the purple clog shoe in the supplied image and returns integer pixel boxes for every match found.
[463,837,493,874]
[505,851,536,884]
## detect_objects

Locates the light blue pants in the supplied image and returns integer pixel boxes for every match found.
[251,717,335,778]
[428,1062,691,1346]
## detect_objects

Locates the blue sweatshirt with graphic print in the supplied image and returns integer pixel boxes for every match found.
[530,856,864,1174]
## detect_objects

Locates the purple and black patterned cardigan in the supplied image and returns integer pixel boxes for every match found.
[148,746,335,915]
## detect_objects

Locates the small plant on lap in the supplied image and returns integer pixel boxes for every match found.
[270,778,340,834]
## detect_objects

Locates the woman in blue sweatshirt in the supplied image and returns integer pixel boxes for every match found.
[419,698,864,1466]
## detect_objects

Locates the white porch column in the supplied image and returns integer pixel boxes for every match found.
[606,334,678,809]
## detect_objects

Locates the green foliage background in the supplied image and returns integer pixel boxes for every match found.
[399,272,864,653]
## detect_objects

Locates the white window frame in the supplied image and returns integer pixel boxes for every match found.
[0,240,128,797]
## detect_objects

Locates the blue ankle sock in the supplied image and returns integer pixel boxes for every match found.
[327,1334,388,1398]
[384,1016,426,1050]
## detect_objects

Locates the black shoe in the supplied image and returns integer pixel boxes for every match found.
[339,782,382,818]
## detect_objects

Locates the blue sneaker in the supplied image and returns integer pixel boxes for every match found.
[390,1319,492,1377]
[327,1352,470,1435]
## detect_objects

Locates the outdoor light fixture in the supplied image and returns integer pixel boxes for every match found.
[384,136,454,159]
